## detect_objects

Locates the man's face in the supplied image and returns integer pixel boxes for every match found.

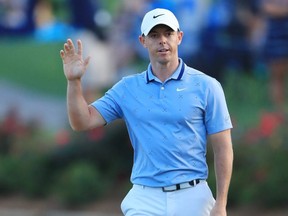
[139,25,183,65]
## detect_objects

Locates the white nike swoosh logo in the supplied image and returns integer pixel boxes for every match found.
[176,88,187,92]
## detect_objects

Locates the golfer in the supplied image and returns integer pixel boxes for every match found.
[60,8,233,216]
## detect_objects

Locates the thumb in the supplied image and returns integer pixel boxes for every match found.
[84,56,90,69]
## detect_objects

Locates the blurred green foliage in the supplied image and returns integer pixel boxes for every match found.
[224,72,271,132]
[0,156,20,193]
[17,154,51,197]
[0,121,132,206]
[53,162,104,206]
[208,140,288,208]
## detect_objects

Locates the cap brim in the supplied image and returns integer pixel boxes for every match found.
[142,21,178,36]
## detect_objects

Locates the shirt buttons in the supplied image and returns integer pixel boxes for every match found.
[161,86,165,90]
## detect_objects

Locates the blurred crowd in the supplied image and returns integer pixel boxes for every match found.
[1,0,288,150]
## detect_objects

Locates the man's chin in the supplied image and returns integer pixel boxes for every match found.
[157,56,170,64]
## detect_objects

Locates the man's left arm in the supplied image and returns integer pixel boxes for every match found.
[208,129,233,216]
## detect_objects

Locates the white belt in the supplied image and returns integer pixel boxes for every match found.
[162,179,203,192]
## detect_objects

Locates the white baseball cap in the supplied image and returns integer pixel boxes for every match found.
[141,8,180,36]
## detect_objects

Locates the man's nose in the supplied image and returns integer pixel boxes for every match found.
[159,34,167,44]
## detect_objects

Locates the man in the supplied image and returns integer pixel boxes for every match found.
[60,8,233,216]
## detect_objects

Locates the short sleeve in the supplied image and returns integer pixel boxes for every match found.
[91,80,125,124]
[205,79,233,134]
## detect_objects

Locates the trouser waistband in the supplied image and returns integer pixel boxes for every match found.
[135,179,205,193]
[162,179,203,192]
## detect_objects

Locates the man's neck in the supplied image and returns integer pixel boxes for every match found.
[151,59,179,82]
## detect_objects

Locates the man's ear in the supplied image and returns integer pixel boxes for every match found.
[177,31,184,45]
[139,35,147,48]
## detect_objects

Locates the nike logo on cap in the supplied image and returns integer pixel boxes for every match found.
[153,14,164,19]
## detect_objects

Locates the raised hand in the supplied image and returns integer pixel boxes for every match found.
[60,39,90,81]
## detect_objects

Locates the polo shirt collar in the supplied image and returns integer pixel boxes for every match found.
[146,58,185,83]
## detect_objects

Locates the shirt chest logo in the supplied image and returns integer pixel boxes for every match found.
[176,88,187,92]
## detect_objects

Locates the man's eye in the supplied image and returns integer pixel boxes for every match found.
[166,32,173,36]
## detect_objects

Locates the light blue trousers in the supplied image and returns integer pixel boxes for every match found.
[121,181,215,216]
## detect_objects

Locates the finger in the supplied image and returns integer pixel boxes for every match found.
[63,43,69,53]
[84,56,90,68]
[77,39,82,56]
[60,50,65,59]
[67,38,75,52]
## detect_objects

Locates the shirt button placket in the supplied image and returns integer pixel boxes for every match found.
[160,85,165,99]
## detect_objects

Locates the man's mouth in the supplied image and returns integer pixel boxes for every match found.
[158,48,169,53]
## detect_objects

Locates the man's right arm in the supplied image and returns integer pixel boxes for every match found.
[66,79,106,131]
[60,39,106,131]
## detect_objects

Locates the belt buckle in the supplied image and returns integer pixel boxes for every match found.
[189,179,200,186]
[162,184,180,192]
[162,179,201,192]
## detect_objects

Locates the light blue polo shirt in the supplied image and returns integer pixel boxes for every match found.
[92,59,232,187]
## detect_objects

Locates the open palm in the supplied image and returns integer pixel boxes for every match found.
[60,39,90,81]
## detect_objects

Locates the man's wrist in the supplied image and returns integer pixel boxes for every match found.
[67,78,81,84]
[215,198,227,208]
